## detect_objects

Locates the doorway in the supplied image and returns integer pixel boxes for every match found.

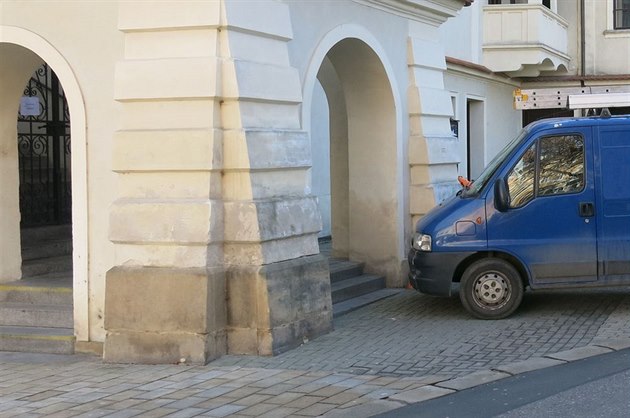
[467,98,485,180]
[309,38,400,283]
[18,63,72,229]
[17,63,73,282]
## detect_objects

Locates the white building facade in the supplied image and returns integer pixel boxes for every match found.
[0,0,628,363]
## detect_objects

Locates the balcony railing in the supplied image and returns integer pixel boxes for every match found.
[482,2,570,77]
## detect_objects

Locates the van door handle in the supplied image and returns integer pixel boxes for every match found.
[579,202,595,217]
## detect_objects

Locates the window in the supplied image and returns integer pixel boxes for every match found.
[538,135,584,196]
[508,144,536,208]
[487,1,552,10]
[507,135,584,208]
[615,0,630,29]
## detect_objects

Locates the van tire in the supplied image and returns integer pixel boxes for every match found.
[459,258,524,319]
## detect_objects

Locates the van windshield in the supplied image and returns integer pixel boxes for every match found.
[462,128,528,197]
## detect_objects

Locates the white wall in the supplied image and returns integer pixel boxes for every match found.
[586,0,630,75]
[445,71,522,177]
[440,1,483,64]
[310,80,331,238]
[1,1,123,342]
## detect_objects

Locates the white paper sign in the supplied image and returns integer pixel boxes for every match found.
[20,96,40,116]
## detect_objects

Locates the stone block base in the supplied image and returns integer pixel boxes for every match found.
[103,266,226,364]
[227,254,333,356]
[104,330,226,364]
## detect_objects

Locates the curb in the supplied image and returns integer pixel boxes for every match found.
[324,338,630,417]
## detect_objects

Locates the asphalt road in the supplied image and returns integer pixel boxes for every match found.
[376,348,630,418]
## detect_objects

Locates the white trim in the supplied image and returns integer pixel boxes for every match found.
[302,23,406,260]
[607,0,630,33]
[607,0,614,31]
[464,94,487,178]
[604,29,630,38]
[0,26,90,342]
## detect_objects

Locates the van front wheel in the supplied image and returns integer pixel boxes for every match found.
[459,259,523,319]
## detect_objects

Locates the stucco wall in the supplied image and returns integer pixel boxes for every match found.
[1,0,122,342]
[440,0,483,64]
[285,0,411,275]
[444,70,522,179]
[0,0,476,359]
[584,0,630,75]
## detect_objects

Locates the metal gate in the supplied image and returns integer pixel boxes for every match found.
[17,64,71,228]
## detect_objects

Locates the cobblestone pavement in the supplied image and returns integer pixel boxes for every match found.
[213,287,630,378]
[1,287,630,417]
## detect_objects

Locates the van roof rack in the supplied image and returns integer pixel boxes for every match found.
[514,86,630,110]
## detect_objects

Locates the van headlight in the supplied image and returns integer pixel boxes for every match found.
[412,233,432,252]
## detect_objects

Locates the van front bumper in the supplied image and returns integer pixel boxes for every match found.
[407,249,474,297]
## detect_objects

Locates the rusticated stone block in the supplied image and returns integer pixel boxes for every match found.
[103,266,226,364]
[226,255,333,355]
[104,330,225,364]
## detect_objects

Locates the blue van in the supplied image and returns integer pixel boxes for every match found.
[408,115,630,319]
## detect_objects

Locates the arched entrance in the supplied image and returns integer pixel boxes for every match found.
[0,26,89,349]
[305,32,404,287]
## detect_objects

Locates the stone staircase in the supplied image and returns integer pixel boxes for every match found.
[330,258,400,317]
[0,225,74,354]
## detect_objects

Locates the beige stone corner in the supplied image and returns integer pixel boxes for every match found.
[112,129,222,172]
[103,331,226,365]
[109,199,222,245]
[118,0,221,32]
[410,185,437,216]
[226,255,332,356]
[103,266,227,364]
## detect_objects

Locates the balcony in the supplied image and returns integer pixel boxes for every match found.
[482,2,570,77]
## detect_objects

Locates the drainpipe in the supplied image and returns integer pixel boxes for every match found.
[580,0,586,116]
[580,0,586,79]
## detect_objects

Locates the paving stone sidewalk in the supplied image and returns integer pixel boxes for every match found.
[1,287,630,417]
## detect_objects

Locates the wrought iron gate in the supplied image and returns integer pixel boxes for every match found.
[17,64,71,228]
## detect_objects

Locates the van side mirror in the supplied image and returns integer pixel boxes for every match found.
[494,179,510,212]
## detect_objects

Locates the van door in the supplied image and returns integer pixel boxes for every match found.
[595,123,630,283]
[487,128,598,286]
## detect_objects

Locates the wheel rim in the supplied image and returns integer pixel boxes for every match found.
[472,271,511,310]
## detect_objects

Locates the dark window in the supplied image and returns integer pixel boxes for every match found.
[614,0,630,29]
[488,1,548,7]
[538,135,584,196]
[507,135,585,208]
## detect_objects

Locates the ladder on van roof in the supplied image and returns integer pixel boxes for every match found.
[514,86,630,111]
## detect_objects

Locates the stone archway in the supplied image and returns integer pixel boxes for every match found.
[306,34,404,285]
[0,27,89,341]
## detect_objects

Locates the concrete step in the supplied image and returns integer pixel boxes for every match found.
[331,274,386,304]
[21,255,72,278]
[333,288,402,317]
[0,302,73,328]
[329,260,364,283]
[21,238,72,261]
[0,280,72,305]
[0,326,74,355]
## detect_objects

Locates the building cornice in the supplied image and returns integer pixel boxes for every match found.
[353,0,468,26]
[445,56,520,87]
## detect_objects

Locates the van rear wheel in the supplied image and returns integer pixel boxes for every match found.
[459,258,523,319]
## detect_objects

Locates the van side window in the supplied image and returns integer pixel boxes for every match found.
[507,143,536,208]
[538,135,584,197]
